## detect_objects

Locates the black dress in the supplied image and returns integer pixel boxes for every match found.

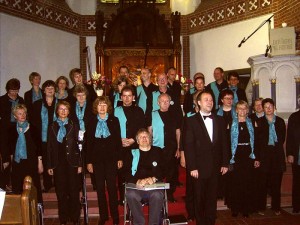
[230,122,255,214]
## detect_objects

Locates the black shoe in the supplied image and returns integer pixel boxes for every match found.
[243,213,249,218]
[187,216,195,221]
[98,219,108,225]
[231,212,238,217]
[168,196,177,203]
[293,209,299,213]
[176,182,184,187]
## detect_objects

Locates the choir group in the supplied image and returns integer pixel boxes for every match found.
[0,66,299,225]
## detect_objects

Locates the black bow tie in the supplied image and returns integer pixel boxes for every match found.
[203,115,213,120]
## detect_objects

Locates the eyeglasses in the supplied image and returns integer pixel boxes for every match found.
[223,97,233,100]
[58,108,69,111]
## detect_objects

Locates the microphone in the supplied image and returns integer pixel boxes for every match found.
[238,37,246,48]
[265,45,271,57]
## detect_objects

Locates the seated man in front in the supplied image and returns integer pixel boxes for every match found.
[124,128,165,225]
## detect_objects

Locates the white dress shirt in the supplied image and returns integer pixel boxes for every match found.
[200,111,213,142]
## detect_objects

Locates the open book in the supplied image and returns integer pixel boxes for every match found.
[126,182,170,191]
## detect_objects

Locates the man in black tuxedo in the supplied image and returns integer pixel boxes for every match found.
[184,90,229,225]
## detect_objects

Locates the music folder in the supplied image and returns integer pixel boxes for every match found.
[126,182,170,190]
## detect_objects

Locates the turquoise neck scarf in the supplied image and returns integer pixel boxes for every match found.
[95,114,111,138]
[113,92,120,108]
[210,82,220,109]
[256,112,264,118]
[186,111,196,117]
[152,91,161,112]
[217,105,237,119]
[152,111,165,148]
[230,117,255,164]
[131,149,140,176]
[114,106,127,138]
[267,115,278,146]
[41,99,57,142]
[55,90,68,100]
[32,88,42,103]
[9,98,19,122]
[56,118,68,143]
[76,101,86,131]
[229,86,238,106]
[189,87,196,94]
[15,121,29,163]
[136,85,147,113]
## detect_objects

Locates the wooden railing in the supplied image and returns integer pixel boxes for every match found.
[0,176,39,225]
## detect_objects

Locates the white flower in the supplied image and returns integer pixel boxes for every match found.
[92,71,101,80]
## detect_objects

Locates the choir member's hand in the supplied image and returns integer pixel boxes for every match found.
[87,164,93,173]
[145,177,154,185]
[3,162,9,170]
[254,161,260,168]
[287,155,294,164]
[220,167,228,175]
[38,160,44,174]
[137,178,147,187]
[78,167,82,174]
[117,160,123,169]
[175,149,180,159]
[190,170,199,179]
[180,152,186,168]
[48,169,54,176]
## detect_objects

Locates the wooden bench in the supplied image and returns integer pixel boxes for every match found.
[0,176,39,225]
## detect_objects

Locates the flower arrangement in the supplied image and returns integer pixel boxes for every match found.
[90,72,112,96]
[176,73,193,94]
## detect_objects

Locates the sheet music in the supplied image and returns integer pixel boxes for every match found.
[126,182,169,191]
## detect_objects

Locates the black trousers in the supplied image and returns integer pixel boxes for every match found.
[42,142,53,190]
[53,161,80,223]
[292,164,300,211]
[94,161,119,224]
[162,147,177,197]
[185,169,195,219]
[257,171,283,211]
[193,174,218,225]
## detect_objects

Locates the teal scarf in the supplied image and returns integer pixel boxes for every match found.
[217,106,237,119]
[267,115,278,146]
[210,82,220,109]
[55,90,68,100]
[32,88,42,103]
[136,85,147,113]
[114,106,127,138]
[15,121,29,163]
[256,112,264,118]
[95,114,111,138]
[131,149,140,176]
[9,98,19,122]
[152,91,161,112]
[41,100,57,142]
[56,118,68,143]
[113,92,120,108]
[230,117,255,164]
[76,101,86,131]
[189,87,196,94]
[186,111,196,117]
[152,111,165,148]
[229,86,238,106]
